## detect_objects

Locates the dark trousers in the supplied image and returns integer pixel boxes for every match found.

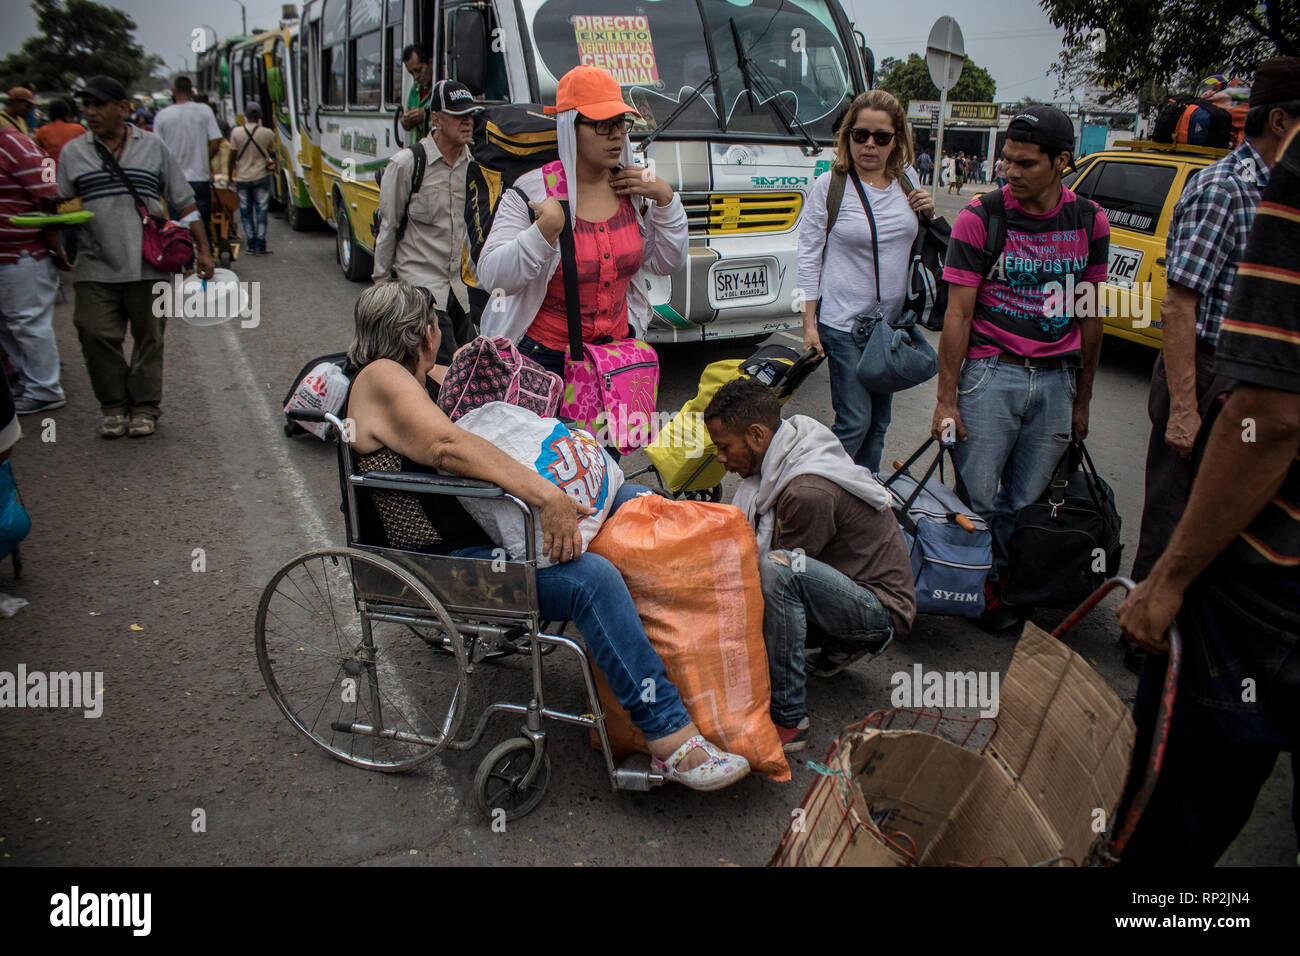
[1114,569,1300,866]
[1131,347,1231,579]
[72,280,166,417]
[189,180,212,235]
[433,295,477,366]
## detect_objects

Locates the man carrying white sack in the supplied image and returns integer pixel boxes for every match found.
[705,378,916,753]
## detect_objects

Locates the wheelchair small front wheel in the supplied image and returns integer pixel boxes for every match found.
[474,737,551,822]
[255,548,469,772]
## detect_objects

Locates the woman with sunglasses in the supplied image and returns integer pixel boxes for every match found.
[797,89,935,474]
[476,66,687,382]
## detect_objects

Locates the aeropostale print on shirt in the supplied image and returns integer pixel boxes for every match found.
[944,184,1110,361]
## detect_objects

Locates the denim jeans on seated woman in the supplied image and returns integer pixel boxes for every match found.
[817,322,894,475]
[448,483,691,738]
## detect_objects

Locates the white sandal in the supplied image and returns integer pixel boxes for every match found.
[651,734,750,791]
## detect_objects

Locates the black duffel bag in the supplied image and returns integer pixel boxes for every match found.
[1002,441,1122,608]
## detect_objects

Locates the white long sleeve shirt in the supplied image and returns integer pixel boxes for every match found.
[797,167,919,333]
[475,165,688,343]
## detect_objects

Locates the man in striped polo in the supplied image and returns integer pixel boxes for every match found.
[57,75,213,438]
[1116,119,1300,867]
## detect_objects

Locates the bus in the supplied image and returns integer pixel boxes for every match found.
[299,0,873,342]
[226,26,323,229]
[196,35,251,131]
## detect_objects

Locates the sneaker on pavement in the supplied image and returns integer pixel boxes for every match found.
[14,395,65,414]
[775,716,810,753]
[100,413,128,439]
[809,634,890,678]
[974,579,1027,633]
[127,414,157,437]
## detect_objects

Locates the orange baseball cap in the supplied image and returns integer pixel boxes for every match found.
[544,66,640,119]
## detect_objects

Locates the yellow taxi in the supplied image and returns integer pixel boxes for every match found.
[1063,139,1230,348]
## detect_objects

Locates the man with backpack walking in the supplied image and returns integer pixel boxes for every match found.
[228,101,277,256]
[372,80,482,364]
[929,104,1111,631]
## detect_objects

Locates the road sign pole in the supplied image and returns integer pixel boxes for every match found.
[924,16,964,200]
[933,88,947,199]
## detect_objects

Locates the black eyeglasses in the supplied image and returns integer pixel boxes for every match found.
[576,115,631,136]
[850,127,895,146]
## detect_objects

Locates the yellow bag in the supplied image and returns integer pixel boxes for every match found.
[644,359,741,493]
[587,496,790,780]
[646,345,815,493]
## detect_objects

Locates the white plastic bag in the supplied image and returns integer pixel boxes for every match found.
[453,402,623,568]
[284,361,351,439]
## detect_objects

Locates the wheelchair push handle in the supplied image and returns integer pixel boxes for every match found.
[287,408,350,437]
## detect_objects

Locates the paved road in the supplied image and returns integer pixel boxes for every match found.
[0,207,1291,867]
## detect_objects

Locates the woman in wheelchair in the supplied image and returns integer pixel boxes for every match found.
[342,281,750,791]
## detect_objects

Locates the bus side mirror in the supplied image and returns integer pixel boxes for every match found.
[450,7,488,95]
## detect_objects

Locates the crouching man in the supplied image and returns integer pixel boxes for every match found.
[705,379,916,752]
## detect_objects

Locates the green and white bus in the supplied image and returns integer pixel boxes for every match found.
[298,0,873,341]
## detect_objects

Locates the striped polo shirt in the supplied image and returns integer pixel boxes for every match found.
[1213,132,1300,568]
[0,125,57,264]
[55,123,196,283]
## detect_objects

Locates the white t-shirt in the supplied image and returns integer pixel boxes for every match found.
[152,101,222,182]
[797,167,920,333]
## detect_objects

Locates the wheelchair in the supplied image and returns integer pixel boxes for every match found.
[255,409,665,821]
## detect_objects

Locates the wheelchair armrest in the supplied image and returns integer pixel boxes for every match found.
[351,471,506,498]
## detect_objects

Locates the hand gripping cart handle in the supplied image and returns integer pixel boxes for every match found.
[1054,576,1183,863]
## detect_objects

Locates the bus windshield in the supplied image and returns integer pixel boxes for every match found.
[519,0,855,141]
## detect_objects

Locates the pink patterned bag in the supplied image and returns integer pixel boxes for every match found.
[437,335,563,422]
[544,161,660,454]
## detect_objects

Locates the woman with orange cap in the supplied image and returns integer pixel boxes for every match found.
[476,65,687,379]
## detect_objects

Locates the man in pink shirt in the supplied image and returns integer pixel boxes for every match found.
[0,123,67,414]
[929,105,1110,630]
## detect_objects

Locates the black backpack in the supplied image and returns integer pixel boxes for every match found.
[1002,441,1123,608]
[464,104,559,267]
[371,142,427,247]
[1152,94,1232,149]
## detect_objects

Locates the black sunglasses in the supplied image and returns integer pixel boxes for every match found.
[850,127,895,146]
[576,115,631,136]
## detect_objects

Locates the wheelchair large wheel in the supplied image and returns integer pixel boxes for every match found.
[474,737,551,822]
[255,548,469,772]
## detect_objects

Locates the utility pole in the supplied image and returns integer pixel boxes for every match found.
[230,0,248,35]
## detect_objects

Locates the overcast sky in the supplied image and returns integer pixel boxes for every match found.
[0,0,1071,101]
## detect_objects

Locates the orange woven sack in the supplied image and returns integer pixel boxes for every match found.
[586,496,790,780]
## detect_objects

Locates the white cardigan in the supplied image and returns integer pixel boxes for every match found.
[476,166,689,344]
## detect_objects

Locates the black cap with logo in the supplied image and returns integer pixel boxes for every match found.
[430,80,482,116]
[1006,104,1076,156]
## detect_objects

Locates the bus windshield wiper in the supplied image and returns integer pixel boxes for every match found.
[729,17,822,156]
[635,71,719,154]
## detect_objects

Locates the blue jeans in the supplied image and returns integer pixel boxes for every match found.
[760,549,895,726]
[817,322,893,474]
[517,335,566,379]
[0,252,64,403]
[950,355,1075,570]
[236,175,272,252]
[450,483,691,739]
[1116,569,1300,866]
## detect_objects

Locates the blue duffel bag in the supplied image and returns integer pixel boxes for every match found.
[882,439,992,618]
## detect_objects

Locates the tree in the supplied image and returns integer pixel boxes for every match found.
[0,0,156,94]
[1041,0,1300,109]
[877,53,997,106]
